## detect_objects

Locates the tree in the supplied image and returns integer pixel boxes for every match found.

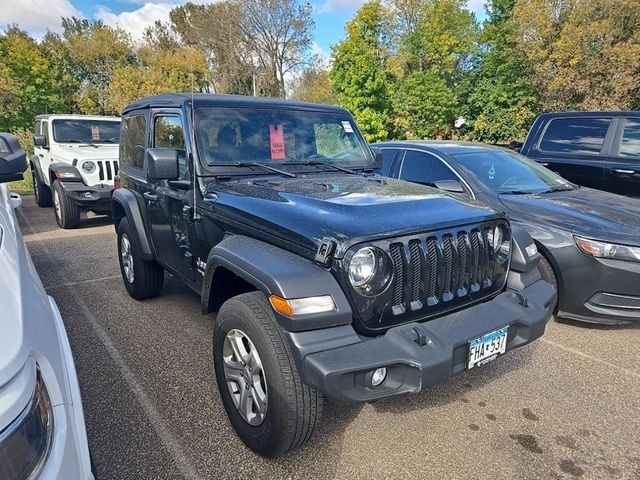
[0,27,73,131]
[461,0,538,142]
[54,18,136,115]
[291,66,336,104]
[331,1,395,141]
[236,0,315,97]
[513,0,640,111]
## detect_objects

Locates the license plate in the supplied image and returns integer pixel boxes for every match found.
[468,327,509,369]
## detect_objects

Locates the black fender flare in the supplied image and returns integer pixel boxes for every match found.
[30,155,46,183]
[506,225,549,292]
[111,188,155,260]
[48,162,83,184]
[201,235,353,332]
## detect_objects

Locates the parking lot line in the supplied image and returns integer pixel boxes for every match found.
[17,209,202,480]
[540,337,640,381]
[46,274,122,290]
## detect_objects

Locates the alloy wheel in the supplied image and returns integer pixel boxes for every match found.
[222,329,268,426]
[120,234,135,283]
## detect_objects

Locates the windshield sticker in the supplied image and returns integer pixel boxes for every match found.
[489,163,496,180]
[91,125,100,141]
[269,124,286,160]
[341,121,354,133]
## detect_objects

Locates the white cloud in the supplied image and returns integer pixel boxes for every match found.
[0,0,83,36]
[467,0,488,17]
[95,2,178,42]
[315,0,365,14]
[311,42,331,69]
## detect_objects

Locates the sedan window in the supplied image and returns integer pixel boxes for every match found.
[399,150,458,186]
[452,150,575,194]
[620,118,640,157]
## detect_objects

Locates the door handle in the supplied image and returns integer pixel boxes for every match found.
[143,192,158,202]
[610,168,636,175]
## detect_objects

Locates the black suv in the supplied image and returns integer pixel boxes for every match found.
[112,94,555,456]
[521,111,640,197]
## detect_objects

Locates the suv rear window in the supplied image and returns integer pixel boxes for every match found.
[121,114,146,169]
[620,118,640,157]
[539,117,611,155]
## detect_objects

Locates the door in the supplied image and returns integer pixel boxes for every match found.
[146,112,195,281]
[530,116,612,190]
[605,117,640,197]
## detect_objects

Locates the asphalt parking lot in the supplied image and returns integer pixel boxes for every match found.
[15,194,640,480]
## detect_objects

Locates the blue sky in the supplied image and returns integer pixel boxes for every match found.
[3,0,487,56]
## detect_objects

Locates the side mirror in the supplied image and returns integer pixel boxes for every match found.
[0,133,28,184]
[434,179,465,194]
[146,148,179,181]
[372,148,383,170]
[33,135,48,148]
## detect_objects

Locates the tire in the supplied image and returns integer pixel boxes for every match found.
[116,217,164,300]
[213,292,323,457]
[537,253,559,313]
[32,170,52,207]
[52,180,80,229]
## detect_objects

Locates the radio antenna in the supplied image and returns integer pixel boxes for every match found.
[190,63,201,222]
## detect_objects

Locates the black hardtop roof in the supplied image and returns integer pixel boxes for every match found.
[122,93,349,115]
[373,140,505,156]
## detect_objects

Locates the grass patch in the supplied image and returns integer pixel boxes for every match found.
[9,171,34,195]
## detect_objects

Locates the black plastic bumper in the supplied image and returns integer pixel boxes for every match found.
[59,181,113,212]
[291,279,555,403]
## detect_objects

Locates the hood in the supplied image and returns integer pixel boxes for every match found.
[209,175,501,257]
[51,144,119,163]
[499,187,640,246]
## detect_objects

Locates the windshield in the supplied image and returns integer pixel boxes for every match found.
[52,119,120,144]
[451,149,575,194]
[194,107,372,170]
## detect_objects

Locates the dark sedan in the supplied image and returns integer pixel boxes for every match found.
[373,141,640,325]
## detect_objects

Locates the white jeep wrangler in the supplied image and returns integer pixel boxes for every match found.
[31,114,120,228]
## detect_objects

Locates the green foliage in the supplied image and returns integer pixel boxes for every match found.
[331,1,394,141]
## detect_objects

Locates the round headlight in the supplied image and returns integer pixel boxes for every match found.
[349,247,377,287]
[81,161,96,174]
[348,246,392,296]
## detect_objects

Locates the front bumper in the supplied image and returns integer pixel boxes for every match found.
[556,249,640,325]
[293,279,555,403]
[59,181,113,212]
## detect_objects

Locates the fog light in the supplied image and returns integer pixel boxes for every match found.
[370,367,387,387]
[83,192,94,199]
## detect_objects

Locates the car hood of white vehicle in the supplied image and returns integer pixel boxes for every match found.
[52,144,119,163]
[0,193,49,387]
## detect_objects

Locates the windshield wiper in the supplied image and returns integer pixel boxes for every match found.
[282,160,357,175]
[208,161,296,178]
[499,190,538,195]
[541,186,575,193]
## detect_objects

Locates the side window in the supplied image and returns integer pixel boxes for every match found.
[399,150,458,186]
[539,117,611,155]
[378,149,397,176]
[619,118,640,158]
[154,115,187,179]
[42,121,50,144]
[121,114,146,169]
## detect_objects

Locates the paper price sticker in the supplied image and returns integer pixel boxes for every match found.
[270,124,286,160]
[91,125,100,141]
[341,121,354,133]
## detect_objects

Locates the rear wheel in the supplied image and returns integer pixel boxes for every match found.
[52,180,80,229]
[213,291,323,456]
[117,217,164,300]
[537,253,559,313]
[33,170,52,207]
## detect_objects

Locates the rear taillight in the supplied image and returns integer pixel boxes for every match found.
[114,175,121,190]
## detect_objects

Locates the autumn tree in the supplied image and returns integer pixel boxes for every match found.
[0,27,73,131]
[513,0,640,111]
[291,66,336,104]
[331,1,395,141]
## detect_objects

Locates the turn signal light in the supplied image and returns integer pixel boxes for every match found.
[269,295,336,316]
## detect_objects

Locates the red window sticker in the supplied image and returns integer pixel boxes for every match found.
[269,124,286,160]
[91,125,100,141]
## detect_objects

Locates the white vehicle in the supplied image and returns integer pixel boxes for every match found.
[31,114,120,229]
[0,133,93,479]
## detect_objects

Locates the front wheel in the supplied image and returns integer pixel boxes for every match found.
[33,170,52,207]
[52,180,80,228]
[213,292,323,456]
[537,253,559,314]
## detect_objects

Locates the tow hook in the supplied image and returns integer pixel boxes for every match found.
[513,292,529,308]
[412,326,433,347]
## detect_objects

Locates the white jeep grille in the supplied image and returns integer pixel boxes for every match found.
[97,160,119,182]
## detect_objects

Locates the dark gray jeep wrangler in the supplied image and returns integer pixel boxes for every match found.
[111,94,555,456]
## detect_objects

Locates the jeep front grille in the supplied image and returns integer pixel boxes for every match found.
[346,220,510,334]
[97,160,119,181]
